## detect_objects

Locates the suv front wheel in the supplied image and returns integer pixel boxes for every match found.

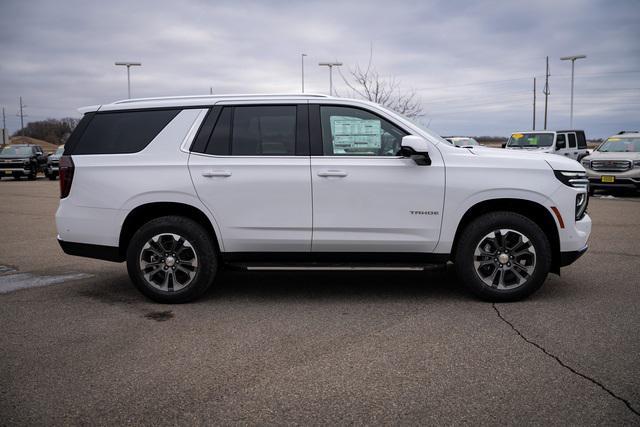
[126,216,218,303]
[454,211,552,301]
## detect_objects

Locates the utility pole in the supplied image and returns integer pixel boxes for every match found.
[209,87,213,95]
[318,61,343,96]
[543,56,550,130]
[560,54,587,128]
[532,77,536,130]
[1,107,5,145]
[17,97,26,136]
[114,62,142,98]
[301,53,307,93]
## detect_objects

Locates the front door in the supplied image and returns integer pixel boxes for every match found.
[556,133,570,157]
[189,104,312,253]
[309,104,445,253]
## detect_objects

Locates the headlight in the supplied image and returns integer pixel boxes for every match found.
[23,159,30,165]
[634,160,640,168]
[581,159,591,168]
[576,192,588,220]
[554,170,589,188]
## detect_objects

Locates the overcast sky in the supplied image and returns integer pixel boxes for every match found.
[1,0,638,138]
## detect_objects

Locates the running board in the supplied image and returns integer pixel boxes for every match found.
[221,252,449,270]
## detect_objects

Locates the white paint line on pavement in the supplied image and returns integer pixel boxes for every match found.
[0,272,93,294]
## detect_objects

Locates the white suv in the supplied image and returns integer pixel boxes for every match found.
[504,130,589,161]
[56,94,591,303]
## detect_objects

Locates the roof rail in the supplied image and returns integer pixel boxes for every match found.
[112,93,331,104]
[617,130,639,135]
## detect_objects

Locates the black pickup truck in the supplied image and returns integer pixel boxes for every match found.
[0,144,47,180]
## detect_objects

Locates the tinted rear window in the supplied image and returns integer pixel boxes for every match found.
[232,106,296,155]
[70,110,180,155]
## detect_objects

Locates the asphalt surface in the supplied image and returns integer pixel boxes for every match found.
[1,178,639,425]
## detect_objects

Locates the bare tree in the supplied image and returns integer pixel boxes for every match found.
[338,49,424,119]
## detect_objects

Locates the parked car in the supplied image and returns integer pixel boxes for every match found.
[56,94,591,303]
[45,145,65,180]
[0,144,46,180]
[444,136,480,147]
[504,130,589,161]
[581,131,640,195]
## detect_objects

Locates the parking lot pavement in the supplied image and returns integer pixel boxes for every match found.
[1,179,639,424]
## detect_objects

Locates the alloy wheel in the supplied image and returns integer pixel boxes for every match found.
[138,233,198,292]
[473,229,536,290]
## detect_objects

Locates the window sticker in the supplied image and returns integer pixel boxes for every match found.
[512,133,524,139]
[331,116,382,153]
[528,137,538,145]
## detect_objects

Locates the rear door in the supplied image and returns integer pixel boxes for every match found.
[567,132,579,159]
[188,102,312,253]
[309,103,445,253]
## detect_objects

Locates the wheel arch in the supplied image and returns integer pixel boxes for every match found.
[450,198,561,274]
[119,202,222,258]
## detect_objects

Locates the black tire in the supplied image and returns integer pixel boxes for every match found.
[27,166,37,180]
[588,186,595,196]
[48,173,57,181]
[454,211,552,302]
[126,216,218,303]
[12,173,21,180]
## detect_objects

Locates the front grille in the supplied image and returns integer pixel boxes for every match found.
[591,160,632,172]
[0,161,27,169]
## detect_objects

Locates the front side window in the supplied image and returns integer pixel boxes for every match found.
[568,133,577,148]
[320,106,406,156]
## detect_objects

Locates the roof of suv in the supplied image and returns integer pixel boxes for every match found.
[511,130,584,134]
[81,93,335,113]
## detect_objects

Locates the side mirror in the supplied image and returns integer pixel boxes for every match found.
[400,135,431,166]
[501,142,507,148]
[556,141,566,150]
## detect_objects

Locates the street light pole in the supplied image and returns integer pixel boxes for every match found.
[115,61,142,99]
[318,61,343,96]
[560,54,586,128]
[301,53,307,93]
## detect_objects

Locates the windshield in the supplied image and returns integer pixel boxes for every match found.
[598,137,640,152]
[0,146,32,156]
[507,133,554,147]
[55,146,65,155]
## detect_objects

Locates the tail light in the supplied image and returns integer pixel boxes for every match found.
[59,155,75,198]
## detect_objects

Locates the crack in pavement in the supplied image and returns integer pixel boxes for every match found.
[492,303,640,418]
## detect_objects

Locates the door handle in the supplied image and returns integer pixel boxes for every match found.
[202,170,232,178]
[317,170,348,178]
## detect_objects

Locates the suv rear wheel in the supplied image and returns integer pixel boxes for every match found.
[454,211,551,301]
[126,216,217,303]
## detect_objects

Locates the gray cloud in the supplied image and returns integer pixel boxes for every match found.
[0,0,638,138]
